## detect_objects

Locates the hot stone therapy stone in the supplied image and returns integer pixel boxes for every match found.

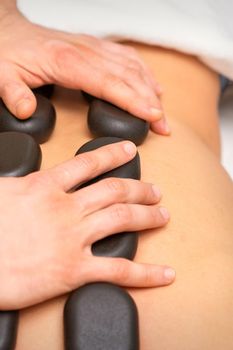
[81,90,95,103]
[33,84,55,99]
[88,99,149,145]
[75,137,140,260]
[0,132,42,349]
[0,132,42,177]
[0,94,56,144]
[0,311,19,350]
[64,283,139,350]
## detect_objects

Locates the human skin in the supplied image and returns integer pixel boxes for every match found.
[0,0,178,310]
[16,46,233,349]
[0,0,170,135]
[0,140,174,310]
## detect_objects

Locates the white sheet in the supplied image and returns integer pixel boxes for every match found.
[18,0,233,79]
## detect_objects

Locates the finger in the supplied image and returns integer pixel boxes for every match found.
[47,41,163,122]
[0,64,37,119]
[83,204,170,244]
[46,141,137,192]
[150,117,171,135]
[86,257,176,288]
[74,35,161,95]
[72,178,162,216]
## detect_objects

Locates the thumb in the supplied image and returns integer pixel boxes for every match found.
[0,66,37,119]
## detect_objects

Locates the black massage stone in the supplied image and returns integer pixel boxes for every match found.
[64,283,139,350]
[0,311,19,350]
[81,91,95,104]
[76,137,141,181]
[0,94,56,144]
[88,99,149,145]
[75,137,140,259]
[33,84,55,99]
[0,132,42,177]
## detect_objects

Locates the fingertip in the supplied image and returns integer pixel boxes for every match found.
[15,95,37,119]
[163,267,176,284]
[122,141,137,156]
[151,118,171,136]
[155,84,163,96]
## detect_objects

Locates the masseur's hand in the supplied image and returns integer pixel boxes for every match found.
[0,1,169,135]
[0,141,174,310]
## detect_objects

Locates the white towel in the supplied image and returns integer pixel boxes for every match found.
[18,0,233,79]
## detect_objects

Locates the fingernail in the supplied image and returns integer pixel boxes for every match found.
[164,268,176,282]
[162,118,171,134]
[123,141,137,156]
[150,107,163,121]
[153,118,171,135]
[159,207,170,221]
[152,185,162,199]
[16,98,32,118]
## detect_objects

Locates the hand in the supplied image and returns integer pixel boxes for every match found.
[0,141,174,310]
[0,2,169,135]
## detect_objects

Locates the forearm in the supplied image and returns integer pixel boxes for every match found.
[0,0,17,16]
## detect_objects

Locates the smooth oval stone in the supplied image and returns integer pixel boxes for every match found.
[88,99,149,145]
[0,132,42,177]
[33,85,55,99]
[0,311,19,350]
[76,137,140,259]
[76,137,141,181]
[0,94,56,144]
[81,91,95,104]
[64,283,139,350]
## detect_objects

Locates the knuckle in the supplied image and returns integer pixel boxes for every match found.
[76,153,99,174]
[111,259,130,282]
[103,72,121,88]
[25,171,51,190]
[126,59,141,72]
[125,66,141,80]
[143,267,154,285]
[111,203,132,225]
[45,39,81,74]
[124,45,138,57]
[104,178,128,198]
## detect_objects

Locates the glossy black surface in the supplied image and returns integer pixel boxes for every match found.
[81,91,95,103]
[33,85,55,99]
[0,132,42,177]
[0,94,56,144]
[88,99,149,145]
[64,283,139,350]
[76,137,140,259]
[0,311,19,350]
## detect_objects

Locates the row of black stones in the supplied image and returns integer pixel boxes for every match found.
[63,93,149,350]
[0,87,149,350]
[0,87,54,350]
[0,132,42,350]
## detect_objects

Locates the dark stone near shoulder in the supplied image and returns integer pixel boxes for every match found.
[88,99,149,145]
[0,94,56,144]
[64,283,139,350]
[33,85,55,99]
[0,132,42,177]
[0,311,19,350]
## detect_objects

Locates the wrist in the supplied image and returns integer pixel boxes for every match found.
[0,0,24,28]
